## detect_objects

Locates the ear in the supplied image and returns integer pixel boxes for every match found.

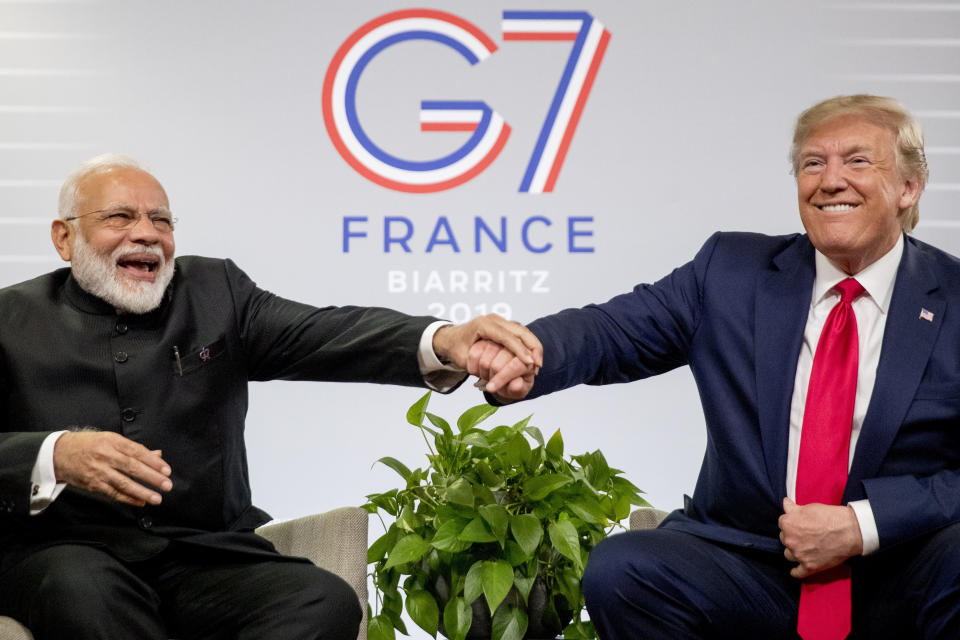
[51,219,75,262]
[898,174,923,212]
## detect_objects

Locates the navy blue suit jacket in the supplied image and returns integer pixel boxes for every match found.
[526,231,960,553]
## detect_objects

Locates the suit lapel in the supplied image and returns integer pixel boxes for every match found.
[755,236,816,500]
[847,237,944,493]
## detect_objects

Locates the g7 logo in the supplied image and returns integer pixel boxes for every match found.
[322,9,611,193]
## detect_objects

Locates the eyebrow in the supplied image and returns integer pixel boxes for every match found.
[91,203,173,216]
[800,143,875,158]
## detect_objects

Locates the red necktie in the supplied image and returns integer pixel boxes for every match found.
[796,277,865,640]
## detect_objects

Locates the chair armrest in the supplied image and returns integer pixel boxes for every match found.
[629,508,669,530]
[0,617,33,640]
[257,506,368,640]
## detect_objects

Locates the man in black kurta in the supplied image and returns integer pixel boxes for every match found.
[0,155,541,640]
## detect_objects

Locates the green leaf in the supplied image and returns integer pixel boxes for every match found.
[406,391,432,426]
[481,560,515,615]
[612,475,649,504]
[475,460,502,488]
[368,614,397,640]
[504,433,531,467]
[366,490,399,516]
[405,589,440,638]
[510,414,532,434]
[579,450,611,488]
[374,456,412,483]
[524,425,544,446]
[522,473,572,501]
[425,411,453,438]
[513,569,535,603]
[459,431,489,448]
[384,533,431,569]
[367,528,397,564]
[503,540,529,566]
[443,597,472,640]
[457,403,498,432]
[445,477,475,508]
[398,505,425,532]
[566,494,607,525]
[546,429,564,458]
[486,425,513,445]
[509,514,543,557]
[613,494,632,521]
[459,517,497,543]
[432,519,471,553]
[492,603,528,640]
[478,504,509,543]
[464,560,484,604]
[563,619,596,640]
[548,519,583,572]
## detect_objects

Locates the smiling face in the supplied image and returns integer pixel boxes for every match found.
[796,114,921,274]
[51,166,176,313]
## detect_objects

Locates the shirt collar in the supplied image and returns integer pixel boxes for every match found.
[812,233,903,314]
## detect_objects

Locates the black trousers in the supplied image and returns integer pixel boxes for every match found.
[0,541,362,640]
[582,524,960,640]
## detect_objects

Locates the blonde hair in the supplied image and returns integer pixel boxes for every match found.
[790,95,928,231]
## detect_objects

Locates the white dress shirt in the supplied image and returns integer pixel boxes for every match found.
[786,234,904,555]
[29,320,464,515]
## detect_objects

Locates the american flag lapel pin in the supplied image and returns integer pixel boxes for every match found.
[919,308,935,322]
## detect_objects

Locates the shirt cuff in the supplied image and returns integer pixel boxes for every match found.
[848,499,880,555]
[418,320,468,393]
[30,430,69,516]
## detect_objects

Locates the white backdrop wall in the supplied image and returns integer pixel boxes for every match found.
[3,0,960,627]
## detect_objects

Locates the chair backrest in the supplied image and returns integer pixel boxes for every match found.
[629,508,670,530]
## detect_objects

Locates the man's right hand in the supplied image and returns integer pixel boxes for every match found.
[53,432,173,507]
[468,339,539,401]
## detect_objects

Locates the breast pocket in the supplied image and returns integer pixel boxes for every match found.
[171,336,226,376]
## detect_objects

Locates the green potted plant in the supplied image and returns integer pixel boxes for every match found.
[365,391,649,640]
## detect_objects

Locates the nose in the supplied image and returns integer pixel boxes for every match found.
[126,212,161,244]
[819,158,848,193]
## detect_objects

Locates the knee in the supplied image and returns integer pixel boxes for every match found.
[283,567,362,640]
[583,531,663,609]
[22,546,158,633]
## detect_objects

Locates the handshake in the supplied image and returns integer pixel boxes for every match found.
[432,314,543,401]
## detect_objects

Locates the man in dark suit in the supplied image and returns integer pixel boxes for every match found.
[0,154,541,640]
[468,95,960,638]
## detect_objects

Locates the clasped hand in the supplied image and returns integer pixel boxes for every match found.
[778,498,863,579]
[53,431,173,507]
[433,314,542,400]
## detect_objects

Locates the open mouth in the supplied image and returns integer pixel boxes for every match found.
[116,254,161,280]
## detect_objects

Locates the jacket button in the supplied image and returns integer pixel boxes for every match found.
[121,408,136,422]
[114,351,128,363]
[116,323,128,335]
[139,516,153,529]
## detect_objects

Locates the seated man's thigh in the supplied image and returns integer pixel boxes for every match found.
[158,554,362,640]
[583,529,799,640]
[853,522,960,640]
[0,544,166,640]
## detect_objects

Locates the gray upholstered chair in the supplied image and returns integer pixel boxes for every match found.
[629,507,670,531]
[0,506,369,640]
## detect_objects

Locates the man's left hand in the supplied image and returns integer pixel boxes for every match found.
[779,498,863,579]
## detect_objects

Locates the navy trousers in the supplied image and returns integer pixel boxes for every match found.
[583,524,960,639]
[0,541,362,640]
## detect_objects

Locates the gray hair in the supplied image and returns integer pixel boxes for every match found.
[58,153,148,220]
[790,95,928,232]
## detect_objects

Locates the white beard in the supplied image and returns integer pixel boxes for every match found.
[70,235,175,314]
